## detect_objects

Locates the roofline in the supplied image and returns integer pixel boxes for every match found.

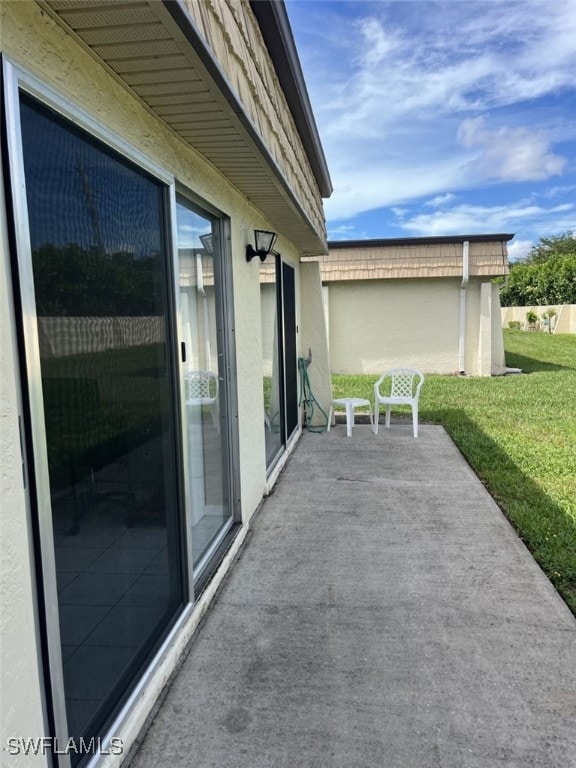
[328,234,515,249]
[249,0,333,199]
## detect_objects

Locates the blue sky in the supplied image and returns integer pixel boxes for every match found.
[285,0,576,259]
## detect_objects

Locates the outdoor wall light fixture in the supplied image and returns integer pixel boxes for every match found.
[246,229,277,262]
[200,233,213,254]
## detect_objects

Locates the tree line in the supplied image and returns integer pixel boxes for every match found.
[499,232,576,307]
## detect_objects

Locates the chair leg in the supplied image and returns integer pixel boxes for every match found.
[327,406,333,433]
[385,404,391,429]
[374,403,379,434]
[412,403,418,437]
[368,403,374,433]
[345,402,353,437]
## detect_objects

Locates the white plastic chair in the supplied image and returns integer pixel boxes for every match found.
[328,397,373,437]
[184,370,219,430]
[373,368,424,437]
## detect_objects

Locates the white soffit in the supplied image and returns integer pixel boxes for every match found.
[38,0,325,254]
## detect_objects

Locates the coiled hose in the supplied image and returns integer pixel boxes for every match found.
[298,356,329,433]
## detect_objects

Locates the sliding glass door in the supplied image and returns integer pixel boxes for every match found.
[16,92,185,760]
[260,259,284,466]
[260,257,298,471]
[175,197,233,570]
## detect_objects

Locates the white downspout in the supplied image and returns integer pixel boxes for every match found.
[458,240,469,375]
[196,252,212,369]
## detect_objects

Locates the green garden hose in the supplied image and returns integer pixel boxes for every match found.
[298,356,329,433]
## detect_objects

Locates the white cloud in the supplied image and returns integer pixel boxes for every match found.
[545,184,576,198]
[458,117,566,181]
[392,201,576,237]
[289,0,576,226]
[324,155,470,221]
[507,239,533,261]
[316,0,576,139]
[326,223,360,241]
[425,194,457,208]
[357,18,404,68]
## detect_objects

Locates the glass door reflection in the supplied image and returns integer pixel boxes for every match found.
[260,260,283,467]
[18,93,184,758]
[176,198,231,569]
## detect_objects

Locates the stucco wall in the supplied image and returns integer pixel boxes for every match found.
[326,278,505,377]
[328,279,462,375]
[491,285,507,374]
[299,262,332,424]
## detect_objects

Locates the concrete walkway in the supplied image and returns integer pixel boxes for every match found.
[131,425,576,768]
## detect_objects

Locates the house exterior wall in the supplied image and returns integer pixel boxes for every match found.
[0,2,326,764]
[299,262,332,424]
[326,278,503,377]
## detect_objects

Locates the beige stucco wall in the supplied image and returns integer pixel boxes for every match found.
[468,281,505,376]
[501,304,576,333]
[328,279,462,375]
[0,2,325,763]
[299,262,332,424]
[491,285,507,374]
[326,278,504,377]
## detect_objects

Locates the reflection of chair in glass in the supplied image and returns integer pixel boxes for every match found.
[373,368,424,437]
[184,370,219,430]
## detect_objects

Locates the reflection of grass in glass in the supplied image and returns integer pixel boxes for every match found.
[262,376,281,433]
[42,344,166,486]
[263,376,272,412]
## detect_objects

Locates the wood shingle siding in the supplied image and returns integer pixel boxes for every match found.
[306,236,511,281]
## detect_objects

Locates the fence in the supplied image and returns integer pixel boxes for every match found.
[501,305,576,334]
[37,316,165,357]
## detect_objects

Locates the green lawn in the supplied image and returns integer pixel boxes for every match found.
[332,329,576,614]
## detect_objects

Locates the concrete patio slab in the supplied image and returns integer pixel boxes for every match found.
[129,425,576,768]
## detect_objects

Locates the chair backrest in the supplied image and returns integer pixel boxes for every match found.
[184,370,218,401]
[376,368,424,399]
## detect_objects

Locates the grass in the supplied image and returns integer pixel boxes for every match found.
[332,329,576,615]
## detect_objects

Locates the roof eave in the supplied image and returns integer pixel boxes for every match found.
[328,234,515,249]
[36,0,327,255]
